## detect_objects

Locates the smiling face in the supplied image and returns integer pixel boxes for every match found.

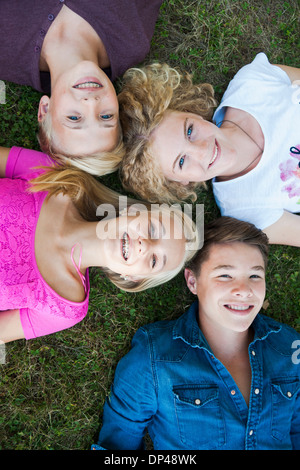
[97,209,186,279]
[151,110,238,185]
[38,61,120,155]
[185,242,266,334]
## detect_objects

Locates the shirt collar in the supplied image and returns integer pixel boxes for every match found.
[173,300,282,350]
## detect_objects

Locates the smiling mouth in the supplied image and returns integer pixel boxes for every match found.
[209,140,219,167]
[73,81,103,90]
[122,232,130,261]
[224,304,254,314]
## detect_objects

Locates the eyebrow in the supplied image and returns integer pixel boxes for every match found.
[162,255,167,269]
[172,118,188,172]
[62,122,116,130]
[213,264,265,272]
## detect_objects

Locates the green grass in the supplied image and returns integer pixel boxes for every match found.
[0,0,299,450]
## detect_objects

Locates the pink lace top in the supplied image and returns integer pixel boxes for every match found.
[1,147,90,339]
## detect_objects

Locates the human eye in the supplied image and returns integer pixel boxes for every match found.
[178,156,185,170]
[100,114,113,120]
[67,115,81,121]
[148,221,160,239]
[151,254,157,269]
[250,274,263,279]
[218,274,232,279]
[186,123,193,139]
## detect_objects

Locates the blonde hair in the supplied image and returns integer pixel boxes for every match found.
[118,63,217,204]
[30,166,200,292]
[37,114,125,177]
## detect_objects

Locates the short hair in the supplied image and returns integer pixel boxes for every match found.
[186,217,269,277]
[118,63,217,204]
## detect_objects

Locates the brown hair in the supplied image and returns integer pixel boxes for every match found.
[118,63,217,204]
[187,216,269,277]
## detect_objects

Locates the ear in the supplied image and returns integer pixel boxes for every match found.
[120,274,141,283]
[180,180,190,186]
[184,268,197,295]
[38,95,50,122]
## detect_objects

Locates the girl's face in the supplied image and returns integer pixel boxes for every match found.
[97,209,186,279]
[150,110,237,184]
[38,61,120,155]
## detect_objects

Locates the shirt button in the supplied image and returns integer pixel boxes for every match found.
[194,399,201,405]
[48,14,54,21]
[34,46,40,52]
[40,29,45,36]
[254,388,260,395]
[231,389,236,396]
[249,430,254,436]
[251,350,256,356]
[287,391,292,398]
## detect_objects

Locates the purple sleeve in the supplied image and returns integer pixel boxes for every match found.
[5,147,55,180]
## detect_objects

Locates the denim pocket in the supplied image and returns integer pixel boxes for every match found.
[271,377,300,441]
[173,383,225,449]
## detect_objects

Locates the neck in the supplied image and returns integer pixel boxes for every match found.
[199,316,253,363]
[40,5,109,84]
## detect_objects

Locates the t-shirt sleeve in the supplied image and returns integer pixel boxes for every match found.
[232,52,291,84]
[5,146,55,181]
[19,306,87,340]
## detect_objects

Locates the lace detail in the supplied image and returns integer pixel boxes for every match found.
[0,178,89,324]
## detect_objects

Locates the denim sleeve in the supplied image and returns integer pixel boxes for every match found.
[291,386,300,450]
[95,328,157,450]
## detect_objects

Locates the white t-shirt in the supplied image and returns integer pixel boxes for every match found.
[212,53,300,230]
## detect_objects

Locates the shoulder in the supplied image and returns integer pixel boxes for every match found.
[259,314,300,356]
[6,147,56,180]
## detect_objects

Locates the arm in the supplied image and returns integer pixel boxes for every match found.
[263,211,300,247]
[0,147,10,177]
[0,309,25,343]
[273,64,300,84]
[95,329,157,450]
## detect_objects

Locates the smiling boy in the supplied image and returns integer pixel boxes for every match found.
[92,217,300,450]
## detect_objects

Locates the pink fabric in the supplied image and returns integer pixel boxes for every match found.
[1,147,89,339]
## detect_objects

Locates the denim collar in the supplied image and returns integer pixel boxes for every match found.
[173,300,282,352]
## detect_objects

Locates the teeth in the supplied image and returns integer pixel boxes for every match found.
[122,233,129,260]
[74,82,102,89]
[209,144,218,166]
[226,304,250,311]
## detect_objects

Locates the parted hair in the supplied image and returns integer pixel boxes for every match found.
[186,216,269,278]
[30,165,200,292]
[118,63,217,204]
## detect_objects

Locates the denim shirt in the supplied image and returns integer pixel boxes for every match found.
[92,302,300,450]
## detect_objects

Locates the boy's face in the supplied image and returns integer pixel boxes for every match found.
[184,242,266,334]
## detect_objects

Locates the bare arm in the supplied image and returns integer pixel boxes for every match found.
[0,146,10,177]
[274,64,300,84]
[0,309,25,343]
[263,211,300,247]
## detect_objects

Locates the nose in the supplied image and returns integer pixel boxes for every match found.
[138,237,151,256]
[231,280,253,298]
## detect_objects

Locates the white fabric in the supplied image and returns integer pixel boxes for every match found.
[212,53,300,229]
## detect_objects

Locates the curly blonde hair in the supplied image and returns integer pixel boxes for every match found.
[118,63,217,204]
[37,115,125,177]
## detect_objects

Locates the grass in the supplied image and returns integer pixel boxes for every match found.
[0,0,299,450]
